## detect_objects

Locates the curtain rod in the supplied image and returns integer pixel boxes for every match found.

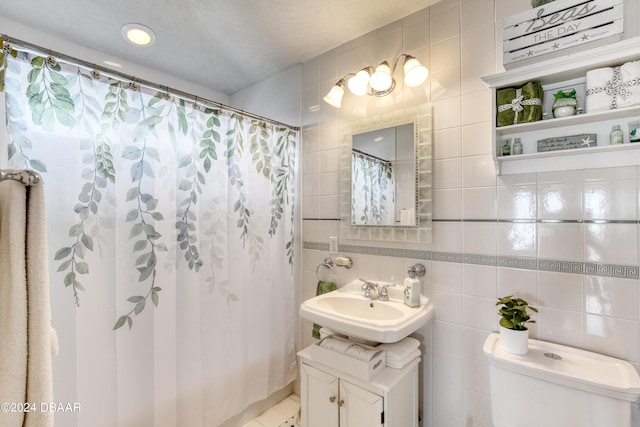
[352,148,391,165]
[0,169,41,186]
[2,34,300,131]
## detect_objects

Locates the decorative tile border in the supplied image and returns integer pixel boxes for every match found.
[302,241,640,279]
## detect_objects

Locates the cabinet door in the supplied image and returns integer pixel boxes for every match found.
[301,364,339,427]
[339,380,384,427]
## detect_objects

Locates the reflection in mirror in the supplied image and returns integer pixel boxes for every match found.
[351,123,416,226]
[339,105,432,242]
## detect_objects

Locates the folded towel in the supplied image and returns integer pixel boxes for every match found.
[376,337,420,362]
[586,60,640,113]
[312,280,337,339]
[496,82,543,127]
[344,345,381,362]
[319,337,354,354]
[318,337,382,362]
[386,349,421,369]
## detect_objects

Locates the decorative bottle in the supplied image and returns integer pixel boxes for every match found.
[501,139,511,156]
[610,125,624,145]
[512,138,523,155]
[404,277,420,307]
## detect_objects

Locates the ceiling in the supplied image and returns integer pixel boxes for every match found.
[0,0,441,96]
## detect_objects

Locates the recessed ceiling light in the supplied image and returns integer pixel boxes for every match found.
[121,23,156,47]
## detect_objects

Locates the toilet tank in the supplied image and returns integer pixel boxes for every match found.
[483,333,640,427]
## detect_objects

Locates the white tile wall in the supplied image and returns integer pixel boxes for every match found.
[298,2,640,426]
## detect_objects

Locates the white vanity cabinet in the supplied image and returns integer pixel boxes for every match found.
[298,347,419,427]
[482,37,640,175]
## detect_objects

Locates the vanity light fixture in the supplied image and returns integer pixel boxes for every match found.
[121,23,157,47]
[323,54,428,108]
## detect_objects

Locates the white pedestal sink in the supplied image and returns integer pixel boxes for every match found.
[300,279,434,343]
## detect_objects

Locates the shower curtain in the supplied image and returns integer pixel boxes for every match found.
[1,47,297,427]
[351,151,394,225]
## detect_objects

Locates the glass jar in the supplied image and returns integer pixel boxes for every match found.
[512,138,523,155]
[610,125,624,145]
[501,139,511,156]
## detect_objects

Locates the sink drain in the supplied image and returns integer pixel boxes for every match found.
[544,352,562,360]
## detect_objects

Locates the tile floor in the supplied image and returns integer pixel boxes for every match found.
[242,394,300,427]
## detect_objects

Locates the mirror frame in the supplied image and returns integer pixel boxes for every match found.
[339,104,432,242]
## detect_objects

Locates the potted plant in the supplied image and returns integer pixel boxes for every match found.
[496,295,538,355]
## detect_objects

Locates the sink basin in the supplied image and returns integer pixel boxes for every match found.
[300,279,434,343]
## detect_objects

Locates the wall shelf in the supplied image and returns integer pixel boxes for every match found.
[482,37,640,175]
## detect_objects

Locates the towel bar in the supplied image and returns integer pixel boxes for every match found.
[315,256,353,281]
[0,169,41,186]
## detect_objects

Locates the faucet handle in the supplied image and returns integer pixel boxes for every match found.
[379,285,389,301]
[359,278,374,290]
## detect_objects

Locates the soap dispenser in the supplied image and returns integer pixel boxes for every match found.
[404,264,425,307]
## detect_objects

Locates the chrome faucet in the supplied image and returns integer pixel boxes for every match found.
[360,279,380,300]
[360,279,395,300]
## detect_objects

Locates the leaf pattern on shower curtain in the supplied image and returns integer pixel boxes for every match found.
[3,52,297,330]
[53,73,120,305]
[351,151,394,225]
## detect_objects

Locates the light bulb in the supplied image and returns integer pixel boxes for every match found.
[347,69,370,96]
[323,82,345,108]
[121,23,156,46]
[370,62,393,92]
[404,57,428,87]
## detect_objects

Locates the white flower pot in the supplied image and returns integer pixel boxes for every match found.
[499,326,529,355]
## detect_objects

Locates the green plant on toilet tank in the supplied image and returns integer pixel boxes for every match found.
[496,296,538,355]
[497,295,538,330]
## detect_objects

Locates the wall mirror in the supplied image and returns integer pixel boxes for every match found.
[339,105,432,242]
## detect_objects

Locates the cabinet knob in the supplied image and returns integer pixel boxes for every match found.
[329,396,336,403]
[338,399,345,408]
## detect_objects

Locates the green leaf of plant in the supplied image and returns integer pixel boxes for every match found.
[113,315,128,330]
[64,272,76,287]
[29,159,47,173]
[134,299,146,315]
[138,266,153,282]
[133,239,147,251]
[57,259,72,272]
[126,209,139,222]
[135,252,151,266]
[145,147,160,162]
[178,154,192,168]
[127,295,144,303]
[122,146,141,160]
[127,187,139,202]
[69,223,84,237]
[81,234,94,251]
[76,262,89,274]
[129,223,144,239]
[54,246,72,260]
[130,162,143,182]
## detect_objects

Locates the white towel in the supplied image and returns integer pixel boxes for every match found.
[319,337,382,362]
[319,337,354,354]
[586,60,640,113]
[385,349,421,369]
[0,179,54,427]
[376,337,420,363]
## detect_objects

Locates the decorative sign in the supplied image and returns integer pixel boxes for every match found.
[503,0,623,66]
[537,133,597,152]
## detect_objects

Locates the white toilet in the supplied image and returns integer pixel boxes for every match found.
[484,333,640,427]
